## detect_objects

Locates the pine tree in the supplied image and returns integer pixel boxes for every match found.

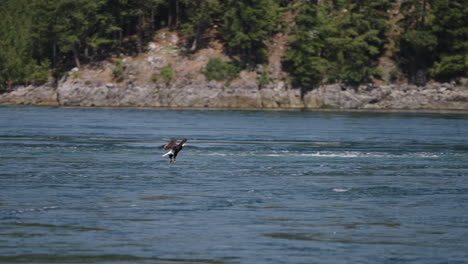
[283,3,329,88]
[220,0,281,65]
[0,0,47,87]
[430,0,467,81]
[396,0,437,85]
[284,0,392,88]
[181,0,221,51]
[1,0,465,88]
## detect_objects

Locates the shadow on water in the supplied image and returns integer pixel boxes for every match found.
[13,223,107,232]
[263,232,447,248]
[139,196,184,201]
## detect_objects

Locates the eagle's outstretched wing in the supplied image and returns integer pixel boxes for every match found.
[160,139,177,150]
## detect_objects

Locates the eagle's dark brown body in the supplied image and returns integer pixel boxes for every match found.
[160,139,187,163]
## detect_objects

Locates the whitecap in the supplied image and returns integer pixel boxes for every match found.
[263,152,363,158]
[42,206,59,210]
[191,152,228,156]
[333,188,351,192]
[191,150,441,159]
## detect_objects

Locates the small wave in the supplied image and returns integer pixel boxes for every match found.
[9,206,59,214]
[139,196,183,201]
[333,188,351,192]
[413,153,440,158]
[192,150,441,158]
[201,153,228,156]
[14,222,106,232]
[264,152,364,158]
[269,151,440,158]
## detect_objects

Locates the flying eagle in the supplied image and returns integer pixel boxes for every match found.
[160,139,188,163]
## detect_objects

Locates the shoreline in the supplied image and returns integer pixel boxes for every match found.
[3,80,468,112]
[2,104,468,115]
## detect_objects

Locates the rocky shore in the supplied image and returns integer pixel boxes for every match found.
[2,79,468,111]
[1,31,467,111]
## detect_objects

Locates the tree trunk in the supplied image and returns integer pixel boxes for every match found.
[168,1,173,28]
[52,41,57,69]
[84,45,90,59]
[176,0,180,28]
[151,7,155,32]
[72,43,81,68]
[6,80,12,92]
[190,24,201,51]
[136,14,144,54]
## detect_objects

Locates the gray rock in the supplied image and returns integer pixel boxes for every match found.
[2,72,468,110]
[0,85,58,106]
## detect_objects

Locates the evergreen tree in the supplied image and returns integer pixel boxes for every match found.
[430,0,467,81]
[284,0,392,88]
[283,3,329,88]
[220,0,281,65]
[0,0,465,88]
[396,0,438,85]
[31,0,106,69]
[181,0,221,51]
[124,0,167,53]
[0,0,48,87]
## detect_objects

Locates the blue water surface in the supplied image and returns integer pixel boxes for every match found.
[1,106,468,264]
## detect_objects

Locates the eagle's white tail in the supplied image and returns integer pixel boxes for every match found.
[162,150,173,157]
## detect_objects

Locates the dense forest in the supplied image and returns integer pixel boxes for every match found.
[0,0,466,90]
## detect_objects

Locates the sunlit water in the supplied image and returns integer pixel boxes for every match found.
[1,106,468,264]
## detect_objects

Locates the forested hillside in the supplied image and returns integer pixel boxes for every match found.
[0,0,466,90]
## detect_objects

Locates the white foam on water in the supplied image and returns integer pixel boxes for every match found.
[192,150,441,158]
[201,152,228,156]
[333,188,351,192]
[10,206,59,214]
[263,151,372,158]
[413,153,440,158]
[43,206,59,210]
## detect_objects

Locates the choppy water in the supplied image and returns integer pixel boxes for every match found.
[1,106,468,264]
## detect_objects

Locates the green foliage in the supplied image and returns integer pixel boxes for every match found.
[430,55,466,80]
[390,69,400,83]
[28,61,51,85]
[220,0,281,64]
[202,58,240,82]
[284,1,391,87]
[150,73,159,82]
[31,0,112,69]
[150,65,173,83]
[71,71,80,80]
[0,0,40,86]
[258,70,272,87]
[429,0,467,81]
[401,30,438,52]
[395,0,433,84]
[394,0,467,84]
[160,64,173,83]
[0,0,465,89]
[181,0,221,51]
[112,59,126,81]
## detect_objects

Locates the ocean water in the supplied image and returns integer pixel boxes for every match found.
[1,106,468,264]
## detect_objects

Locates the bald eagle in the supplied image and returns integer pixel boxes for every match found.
[160,139,187,163]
